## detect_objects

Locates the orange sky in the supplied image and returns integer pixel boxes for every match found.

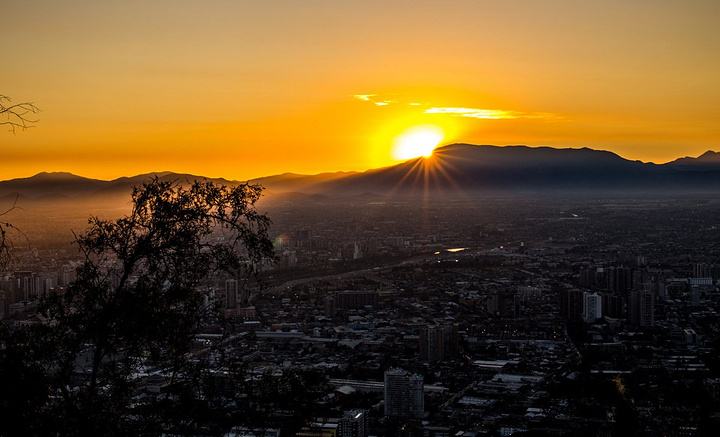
[2,0,720,181]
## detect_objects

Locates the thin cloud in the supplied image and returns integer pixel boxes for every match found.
[354,94,376,102]
[354,95,559,120]
[425,107,560,120]
[424,107,518,119]
[353,94,397,106]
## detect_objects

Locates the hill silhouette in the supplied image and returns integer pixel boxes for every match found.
[304,144,719,196]
[667,151,720,171]
[2,145,720,202]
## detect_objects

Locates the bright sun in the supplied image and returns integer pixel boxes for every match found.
[391,125,444,160]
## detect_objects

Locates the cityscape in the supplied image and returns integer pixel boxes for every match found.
[3,183,720,435]
[3,1,720,435]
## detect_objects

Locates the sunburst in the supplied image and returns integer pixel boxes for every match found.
[391,125,444,160]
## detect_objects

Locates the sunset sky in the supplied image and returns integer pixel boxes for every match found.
[3,0,719,181]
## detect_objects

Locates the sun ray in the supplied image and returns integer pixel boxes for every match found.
[386,157,426,197]
[394,150,477,200]
[428,154,465,193]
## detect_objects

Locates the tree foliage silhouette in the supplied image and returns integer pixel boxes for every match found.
[0,178,274,436]
[0,195,25,271]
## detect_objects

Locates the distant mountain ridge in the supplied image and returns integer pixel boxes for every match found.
[301,144,720,195]
[666,151,720,171]
[2,145,720,201]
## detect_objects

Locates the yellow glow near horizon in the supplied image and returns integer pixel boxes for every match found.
[2,2,719,180]
[392,125,445,160]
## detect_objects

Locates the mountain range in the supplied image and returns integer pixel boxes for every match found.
[3,145,720,204]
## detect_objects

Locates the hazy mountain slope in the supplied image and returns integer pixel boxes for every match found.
[249,171,357,193]
[88,172,240,200]
[3,145,720,201]
[667,151,720,171]
[308,144,680,196]
[0,172,110,198]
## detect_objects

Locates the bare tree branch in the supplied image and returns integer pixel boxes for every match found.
[0,194,28,270]
[0,93,39,267]
[0,94,40,134]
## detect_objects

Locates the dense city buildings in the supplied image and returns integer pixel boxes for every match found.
[4,195,720,434]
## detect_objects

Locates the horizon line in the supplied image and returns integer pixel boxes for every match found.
[1,143,716,184]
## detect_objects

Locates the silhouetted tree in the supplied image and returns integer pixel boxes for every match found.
[0,93,38,268]
[0,94,39,134]
[0,195,24,270]
[229,367,329,436]
[0,178,274,436]
[0,323,54,435]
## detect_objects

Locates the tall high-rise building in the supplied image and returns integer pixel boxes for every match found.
[560,289,585,321]
[691,286,702,307]
[605,267,634,294]
[384,368,424,418]
[487,290,520,318]
[0,290,7,319]
[693,263,713,279]
[352,242,363,260]
[419,324,459,362]
[224,279,238,310]
[582,292,602,323]
[628,289,654,327]
[324,295,337,317]
[58,263,78,287]
[601,292,625,319]
[339,409,368,437]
